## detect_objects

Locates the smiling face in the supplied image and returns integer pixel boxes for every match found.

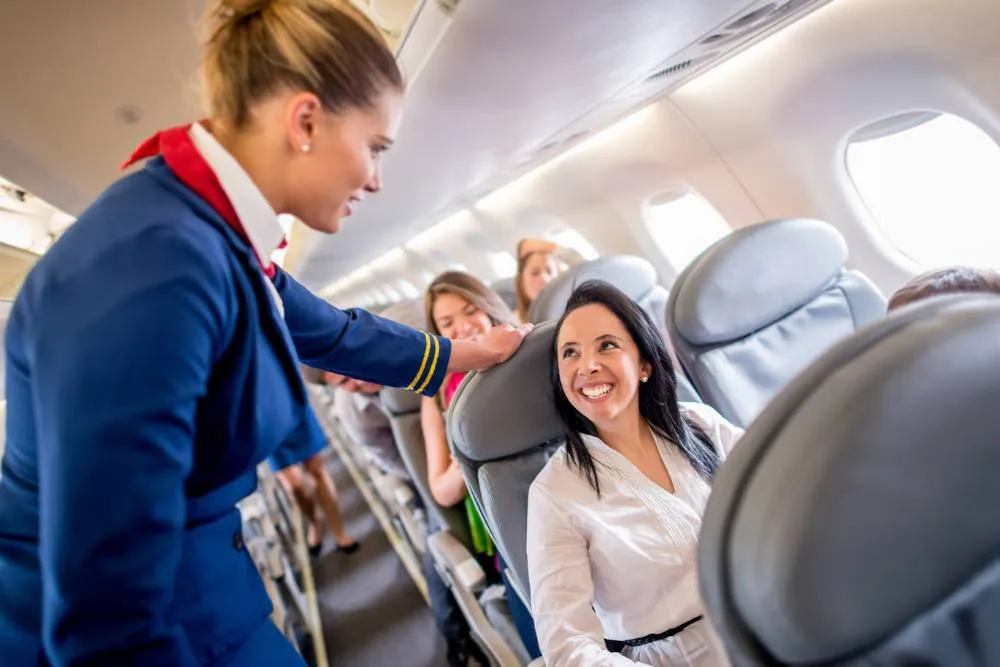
[556,303,651,432]
[431,291,494,341]
[520,252,560,302]
[283,89,403,234]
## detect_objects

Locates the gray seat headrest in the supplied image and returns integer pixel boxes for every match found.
[699,294,1000,665]
[528,255,657,323]
[449,322,563,461]
[490,277,518,311]
[380,386,422,416]
[673,219,848,345]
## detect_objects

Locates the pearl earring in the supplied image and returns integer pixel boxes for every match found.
[301,144,311,153]
[641,376,648,383]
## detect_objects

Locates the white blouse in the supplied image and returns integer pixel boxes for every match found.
[526,402,743,667]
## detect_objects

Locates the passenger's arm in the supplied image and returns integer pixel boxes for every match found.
[421,396,468,507]
[516,238,586,266]
[32,230,227,666]
[274,269,530,395]
[527,485,652,667]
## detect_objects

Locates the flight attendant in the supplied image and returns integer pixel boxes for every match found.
[0,1,529,665]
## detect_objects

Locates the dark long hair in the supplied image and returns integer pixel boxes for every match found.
[550,280,720,495]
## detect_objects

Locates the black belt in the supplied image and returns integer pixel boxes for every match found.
[605,615,703,653]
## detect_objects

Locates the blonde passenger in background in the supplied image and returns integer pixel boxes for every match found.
[514,237,586,323]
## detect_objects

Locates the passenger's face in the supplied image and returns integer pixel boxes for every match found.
[521,252,559,302]
[432,292,493,341]
[286,88,403,234]
[556,304,650,431]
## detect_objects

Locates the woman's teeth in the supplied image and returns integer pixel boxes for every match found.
[581,384,612,399]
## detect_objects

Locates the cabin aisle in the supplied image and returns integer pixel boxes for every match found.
[314,449,448,667]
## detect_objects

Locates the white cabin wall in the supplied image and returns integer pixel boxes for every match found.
[472,103,765,284]
[668,0,1000,294]
[337,0,1000,305]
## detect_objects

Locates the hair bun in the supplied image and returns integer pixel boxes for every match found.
[216,0,274,21]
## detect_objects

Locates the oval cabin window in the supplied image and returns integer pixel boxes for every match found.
[644,191,731,272]
[846,112,1000,267]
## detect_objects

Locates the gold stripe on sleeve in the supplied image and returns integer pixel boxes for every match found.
[407,331,432,391]
[416,334,441,395]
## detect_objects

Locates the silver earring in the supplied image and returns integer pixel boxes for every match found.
[301,144,311,153]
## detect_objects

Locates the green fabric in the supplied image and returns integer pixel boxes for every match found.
[464,495,494,557]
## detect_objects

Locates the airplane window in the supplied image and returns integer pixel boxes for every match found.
[547,228,599,260]
[381,284,402,301]
[488,251,517,278]
[644,191,731,272]
[396,280,420,299]
[846,113,1000,267]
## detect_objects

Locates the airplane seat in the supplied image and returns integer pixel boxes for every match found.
[527,254,701,403]
[381,387,533,666]
[381,387,472,546]
[698,294,1000,666]
[490,277,518,312]
[667,218,886,427]
[448,322,564,607]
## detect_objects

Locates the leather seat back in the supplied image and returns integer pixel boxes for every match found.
[448,323,564,604]
[490,277,518,312]
[667,218,885,427]
[698,294,1000,666]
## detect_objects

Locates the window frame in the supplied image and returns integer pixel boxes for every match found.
[640,187,732,275]
[841,109,1000,271]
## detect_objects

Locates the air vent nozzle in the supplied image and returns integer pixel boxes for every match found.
[645,59,693,83]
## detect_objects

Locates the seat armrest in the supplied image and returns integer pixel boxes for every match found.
[427,530,486,592]
[390,479,417,508]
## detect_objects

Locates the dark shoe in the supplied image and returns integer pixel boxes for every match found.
[308,541,323,558]
[334,541,360,555]
[447,636,488,667]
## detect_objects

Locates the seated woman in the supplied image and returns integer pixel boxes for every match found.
[888,265,1000,311]
[515,237,586,323]
[527,280,743,667]
[421,271,542,663]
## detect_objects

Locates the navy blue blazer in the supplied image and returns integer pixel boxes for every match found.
[0,157,450,666]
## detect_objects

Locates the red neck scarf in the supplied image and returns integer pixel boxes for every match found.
[121,122,286,278]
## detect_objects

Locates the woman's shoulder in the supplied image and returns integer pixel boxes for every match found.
[529,441,601,502]
[529,444,571,495]
[679,401,726,427]
[679,401,744,456]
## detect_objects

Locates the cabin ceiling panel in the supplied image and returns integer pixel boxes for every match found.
[0,0,836,293]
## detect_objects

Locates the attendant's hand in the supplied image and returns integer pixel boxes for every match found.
[447,323,533,373]
[479,323,533,369]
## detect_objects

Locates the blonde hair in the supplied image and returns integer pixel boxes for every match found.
[200,0,403,128]
[424,271,515,410]
[515,250,557,323]
[424,271,515,337]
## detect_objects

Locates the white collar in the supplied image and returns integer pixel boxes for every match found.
[188,122,285,266]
